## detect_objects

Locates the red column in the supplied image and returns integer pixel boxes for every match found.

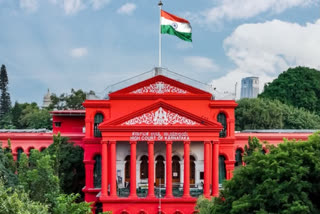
[212,140,219,197]
[165,141,173,197]
[85,118,93,138]
[203,141,210,198]
[183,141,190,198]
[129,141,137,198]
[84,160,95,188]
[210,143,212,187]
[109,141,117,197]
[101,141,108,198]
[147,141,155,197]
[108,145,111,190]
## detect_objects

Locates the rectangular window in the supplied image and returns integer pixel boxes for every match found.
[55,122,61,127]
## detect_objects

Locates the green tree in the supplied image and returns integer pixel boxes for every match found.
[52,194,91,214]
[10,102,32,129]
[259,66,320,114]
[49,89,94,110]
[0,180,49,214]
[18,151,60,206]
[7,102,52,130]
[17,148,90,213]
[236,98,320,130]
[46,134,85,197]
[0,113,15,129]
[20,105,52,129]
[0,64,11,120]
[244,136,266,158]
[197,133,320,213]
[0,140,17,188]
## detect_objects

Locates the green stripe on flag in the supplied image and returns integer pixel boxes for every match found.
[161,25,192,42]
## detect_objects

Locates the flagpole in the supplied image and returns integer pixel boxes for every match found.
[158,0,163,68]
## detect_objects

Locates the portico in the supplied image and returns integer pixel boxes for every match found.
[98,100,222,213]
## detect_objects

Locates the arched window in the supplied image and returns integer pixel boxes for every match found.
[235,149,243,167]
[4,147,11,153]
[125,155,130,184]
[94,113,104,137]
[140,155,148,179]
[28,147,35,156]
[17,148,24,162]
[93,155,101,188]
[156,155,165,187]
[217,113,227,137]
[190,155,196,186]
[172,155,180,184]
[219,155,226,185]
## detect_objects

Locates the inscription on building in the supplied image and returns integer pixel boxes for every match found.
[130,132,190,141]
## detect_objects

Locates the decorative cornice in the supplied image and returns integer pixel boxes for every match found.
[209,101,238,108]
[83,100,111,108]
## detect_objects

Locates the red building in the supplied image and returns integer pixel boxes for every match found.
[0,71,313,214]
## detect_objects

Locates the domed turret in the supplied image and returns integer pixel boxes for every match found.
[42,89,52,108]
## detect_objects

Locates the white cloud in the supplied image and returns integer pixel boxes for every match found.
[50,0,110,14]
[63,0,85,15]
[190,0,316,25]
[70,48,88,57]
[91,0,111,10]
[224,19,320,75]
[184,56,219,71]
[212,19,320,99]
[117,3,136,15]
[20,0,38,12]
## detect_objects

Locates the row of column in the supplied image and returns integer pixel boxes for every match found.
[100,140,220,199]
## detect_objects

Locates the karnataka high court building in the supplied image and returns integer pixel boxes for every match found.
[0,69,314,214]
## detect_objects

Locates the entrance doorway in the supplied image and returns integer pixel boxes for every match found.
[155,155,165,187]
[172,155,180,186]
[140,155,148,179]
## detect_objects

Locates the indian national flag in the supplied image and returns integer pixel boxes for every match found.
[161,10,192,42]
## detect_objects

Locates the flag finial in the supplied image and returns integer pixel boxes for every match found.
[158,0,163,6]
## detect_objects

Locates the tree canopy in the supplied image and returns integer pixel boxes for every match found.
[46,134,85,196]
[0,181,49,214]
[259,66,320,115]
[0,136,90,214]
[49,89,94,110]
[0,64,11,120]
[235,98,320,131]
[0,140,17,188]
[197,133,320,213]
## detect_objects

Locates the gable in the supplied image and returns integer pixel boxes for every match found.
[109,75,212,100]
[99,101,223,132]
[122,107,200,126]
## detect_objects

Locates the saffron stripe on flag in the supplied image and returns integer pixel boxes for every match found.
[161,10,190,24]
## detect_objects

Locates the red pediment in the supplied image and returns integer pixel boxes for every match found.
[99,101,222,132]
[108,75,212,100]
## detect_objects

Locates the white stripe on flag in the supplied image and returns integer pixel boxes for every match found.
[161,17,192,33]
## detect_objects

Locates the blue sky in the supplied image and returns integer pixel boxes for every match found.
[0,0,320,104]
